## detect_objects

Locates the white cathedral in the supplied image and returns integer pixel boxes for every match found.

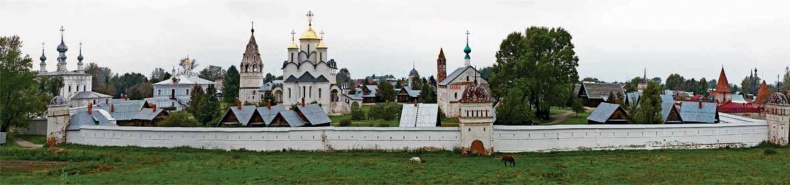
[241,11,344,114]
[38,26,112,107]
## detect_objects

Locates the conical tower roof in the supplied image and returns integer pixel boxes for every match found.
[715,68,730,93]
[241,27,262,66]
[753,80,770,104]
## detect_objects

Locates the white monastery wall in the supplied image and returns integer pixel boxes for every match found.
[66,121,768,152]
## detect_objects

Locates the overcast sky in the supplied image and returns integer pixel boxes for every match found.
[2,0,788,84]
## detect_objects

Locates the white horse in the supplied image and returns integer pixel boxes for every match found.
[410,157,424,164]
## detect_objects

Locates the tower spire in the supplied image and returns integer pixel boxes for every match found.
[39,42,46,73]
[464,30,472,67]
[251,21,254,33]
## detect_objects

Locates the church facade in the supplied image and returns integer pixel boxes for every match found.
[271,11,344,115]
[38,26,112,107]
[437,32,489,118]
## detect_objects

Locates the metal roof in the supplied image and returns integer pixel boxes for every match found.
[731,94,749,104]
[256,105,286,126]
[399,87,421,98]
[97,101,147,121]
[277,110,305,127]
[68,109,116,130]
[296,104,331,126]
[221,106,258,126]
[70,91,112,100]
[439,67,468,85]
[580,83,624,100]
[626,92,642,106]
[133,108,167,121]
[587,103,625,123]
[660,95,681,123]
[399,104,438,127]
[679,101,718,123]
[362,85,378,98]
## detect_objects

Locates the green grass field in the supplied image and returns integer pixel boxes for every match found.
[2,135,789,184]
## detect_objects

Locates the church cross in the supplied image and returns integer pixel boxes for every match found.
[306,10,314,26]
[60,26,65,40]
[465,30,470,43]
[320,30,325,39]
[291,30,296,41]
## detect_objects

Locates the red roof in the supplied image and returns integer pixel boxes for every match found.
[753,80,770,104]
[715,68,730,93]
[717,102,760,113]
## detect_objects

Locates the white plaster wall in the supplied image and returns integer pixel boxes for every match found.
[493,122,768,152]
[65,120,769,152]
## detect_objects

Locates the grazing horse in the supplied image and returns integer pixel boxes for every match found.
[501,155,515,167]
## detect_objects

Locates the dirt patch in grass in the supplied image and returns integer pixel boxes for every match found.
[0,160,68,174]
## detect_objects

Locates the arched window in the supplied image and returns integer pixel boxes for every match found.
[303,86,306,98]
[318,88,322,99]
[186,89,190,95]
[68,85,72,92]
[467,76,469,81]
[288,88,292,98]
[76,85,80,92]
[158,90,161,95]
[454,92,458,99]
[84,85,86,91]
[309,87,312,97]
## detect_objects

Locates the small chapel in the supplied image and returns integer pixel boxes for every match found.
[437,31,490,117]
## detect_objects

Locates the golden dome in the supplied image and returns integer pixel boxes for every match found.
[288,42,298,49]
[317,41,327,48]
[300,28,320,40]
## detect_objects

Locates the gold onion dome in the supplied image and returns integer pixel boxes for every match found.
[288,42,298,49]
[317,41,327,48]
[300,28,320,40]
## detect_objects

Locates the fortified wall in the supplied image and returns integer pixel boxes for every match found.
[62,114,770,152]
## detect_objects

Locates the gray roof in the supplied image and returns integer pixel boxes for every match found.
[256,105,286,126]
[344,93,363,100]
[679,102,718,123]
[660,95,681,123]
[97,101,147,121]
[626,92,642,106]
[573,84,581,96]
[409,68,419,76]
[362,85,378,98]
[133,108,167,121]
[580,83,624,100]
[587,103,626,123]
[283,73,329,83]
[154,74,213,85]
[296,104,331,126]
[399,87,421,98]
[439,67,467,85]
[399,104,438,127]
[277,110,305,127]
[68,109,116,130]
[70,91,112,100]
[221,106,258,126]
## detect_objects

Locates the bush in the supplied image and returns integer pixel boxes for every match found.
[377,122,390,127]
[351,106,365,121]
[339,119,352,127]
[369,102,402,121]
[158,111,200,127]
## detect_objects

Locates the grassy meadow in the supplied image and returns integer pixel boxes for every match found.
[2,135,789,184]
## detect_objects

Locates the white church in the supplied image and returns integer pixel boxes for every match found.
[267,11,345,115]
[37,26,112,107]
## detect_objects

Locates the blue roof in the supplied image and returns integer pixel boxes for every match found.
[296,104,331,126]
[256,105,286,126]
[660,95,681,123]
[219,106,257,126]
[277,110,305,127]
[587,103,626,123]
[679,102,718,123]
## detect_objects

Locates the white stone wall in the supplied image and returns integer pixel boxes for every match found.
[239,72,264,104]
[66,120,768,152]
[62,75,92,99]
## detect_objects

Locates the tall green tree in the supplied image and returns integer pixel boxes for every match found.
[262,91,277,106]
[376,81,395,102]
[186,84,219,126]
[489,27,580,120]
[665,74,685,90]
[0,36,50,132]
[494,89,533,125]
[37,76,63,96]
[198,65,225,81]
[419,84,437,103]
[336,68,352,83]
[115,72,148,97]
[203,85,221,126]
[631,81,663,124]
[222,65,240,102]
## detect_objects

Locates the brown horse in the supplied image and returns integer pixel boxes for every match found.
[501,155,515,167]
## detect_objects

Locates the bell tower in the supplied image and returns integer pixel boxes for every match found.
[239,22,265,104]
[437,48,447,83]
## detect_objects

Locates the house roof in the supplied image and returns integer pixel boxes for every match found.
[581,83,624,100]
[753,80,770,104]
[362,85,378,98]
[256,105,286,126]
[398,87,421,98]
[96,101,147,121]
[626,92,642,106]
[715,68,730,93]
[718,102,760,113]
[277,110,305,127]
[399,104,438,127]
[296,104,331,126]
[70,91,112,100]
[220,105,257,126]
[679,101,718,123]
[133,108,167,120]
[68,109,117,131]
[660,95,681,123]
[587,103,626,123]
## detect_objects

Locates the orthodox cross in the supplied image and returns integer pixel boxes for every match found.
[41,42,45,51]
[320,30,325,39]
[79,42,82,52]
[465,30,470,43]
[291,30,296,41]
[60,26,65,40]
[306,10,314,26]
[251,21,255,32]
